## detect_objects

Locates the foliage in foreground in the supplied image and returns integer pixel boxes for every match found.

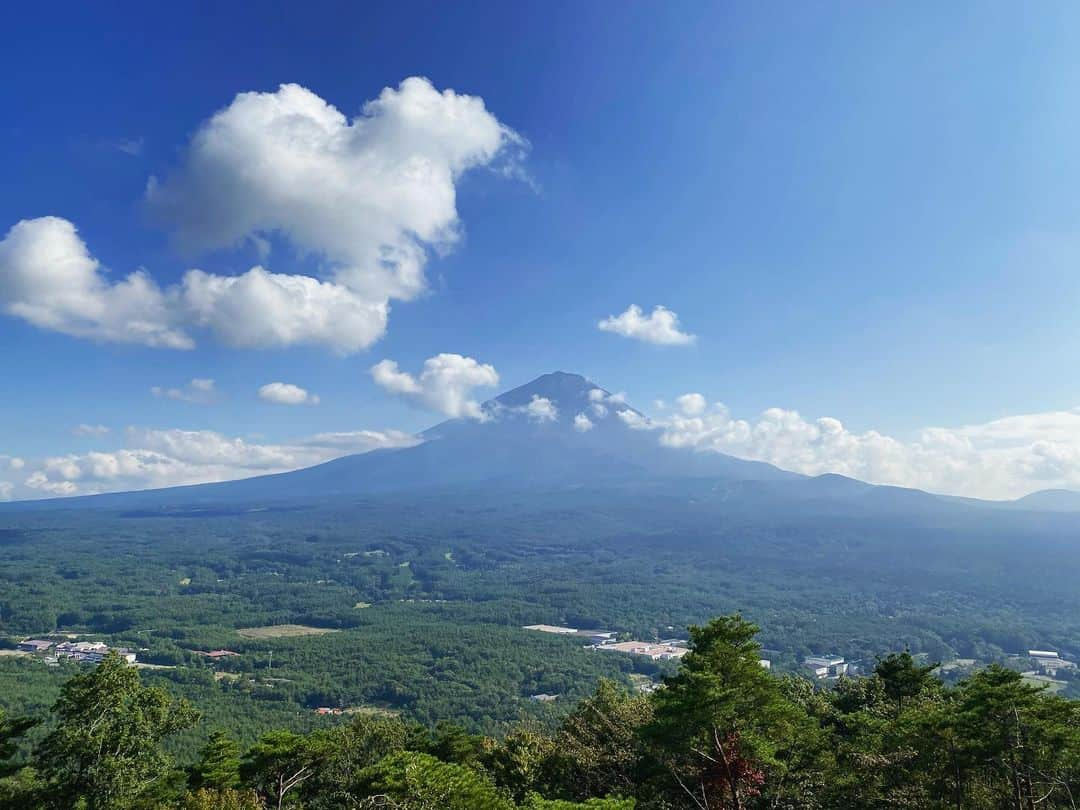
[0,615,1077,809]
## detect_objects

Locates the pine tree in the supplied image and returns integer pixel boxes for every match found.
[646,615,813,809]
[34,652,200,809]
[193,730,242,790]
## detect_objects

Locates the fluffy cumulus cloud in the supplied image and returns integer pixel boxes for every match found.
[11,426,418,499]
[675,393,706,417]
[524,395,558,422]
[0,217,192,348]
[644,395,1080,500]
[371,353,499,421]
[598,304,696,346]
[0,78,524,353]
[258,382,319,406]
[617,409,652,430]
[586,387,629,419]
[0,218,386,354]
[573,413,594,432]
[179,267,387,353]
[152,378,216,404]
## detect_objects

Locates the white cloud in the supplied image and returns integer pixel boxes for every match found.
[0,217,192,348]
[0,482,12,501]
[2,456,25,471]
[675,393,706,416]
[72,424,110,437]
[147,77,523,338]
[524,395,558,422]
[573,413,594,432]
[617,409,653,430]
[598,305,696,346]
[14,425,418,499]
[647,395,1080,499]
[371,354,499,421]
[301,429,418,451]
[179,267,388,353]
[0,219,388,354]
[258,382,319,406]
[152,378,217,404]
[1,79,524,354]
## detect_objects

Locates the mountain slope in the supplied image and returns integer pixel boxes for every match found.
[2,371,1069,517]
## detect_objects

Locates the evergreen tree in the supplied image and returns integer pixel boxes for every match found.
[357,750,514,809]
[193,730,242,790]
[953,666,1080,809]
[34,652,200,809]
[548,679,653,803]
[181,787,263,810]
[0,708,35,777]
[242,729,332,810]
[874,651,940,717]
[647,615,814,809]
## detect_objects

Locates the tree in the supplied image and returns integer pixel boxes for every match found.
[297,714,417,809]
[242,730,330,810]
[953,666,1080,810]
[0,708,36,777]
[547,680,652,803]
[647,615,814,809]
[430,721,489,769]
[34,652,200,809]
[874,652,939,717]
[181,787,264,810]
[521,796,636,809]
[193,730,242,790]
[488,722,556,803]
[356,750,514,810]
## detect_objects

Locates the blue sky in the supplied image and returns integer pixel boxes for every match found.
[4,2,1080,500]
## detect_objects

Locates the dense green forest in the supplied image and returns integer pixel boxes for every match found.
[0,616,1076,809]
[1,488,1079,757]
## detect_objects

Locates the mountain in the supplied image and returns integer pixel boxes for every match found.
[1009,488,1080,512]
[17,372,789,510]
[1,371,1071,517]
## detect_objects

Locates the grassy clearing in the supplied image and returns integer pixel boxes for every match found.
[343,705,399,717]
[236,624,340,639]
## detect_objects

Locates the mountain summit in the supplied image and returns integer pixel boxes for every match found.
[422,371,643,441]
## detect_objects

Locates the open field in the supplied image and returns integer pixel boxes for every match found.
[236,624,340,639]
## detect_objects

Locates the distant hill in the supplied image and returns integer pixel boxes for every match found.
[1010,488,1080,512]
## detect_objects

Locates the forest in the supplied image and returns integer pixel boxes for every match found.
[1,487,1079,758]
[0,615,1077,809]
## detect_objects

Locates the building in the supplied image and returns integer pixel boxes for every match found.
[199,649,240,659]
[804,655,847,679]
[598,641,688,660]
[523,625,615,645]
[759,659,772,669]
[18,639,53,653]
[577,631,616,645]
[54,641,136,665]
[530,693,559,702]
[523,624,579,635]
[1029,650,1075,675]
